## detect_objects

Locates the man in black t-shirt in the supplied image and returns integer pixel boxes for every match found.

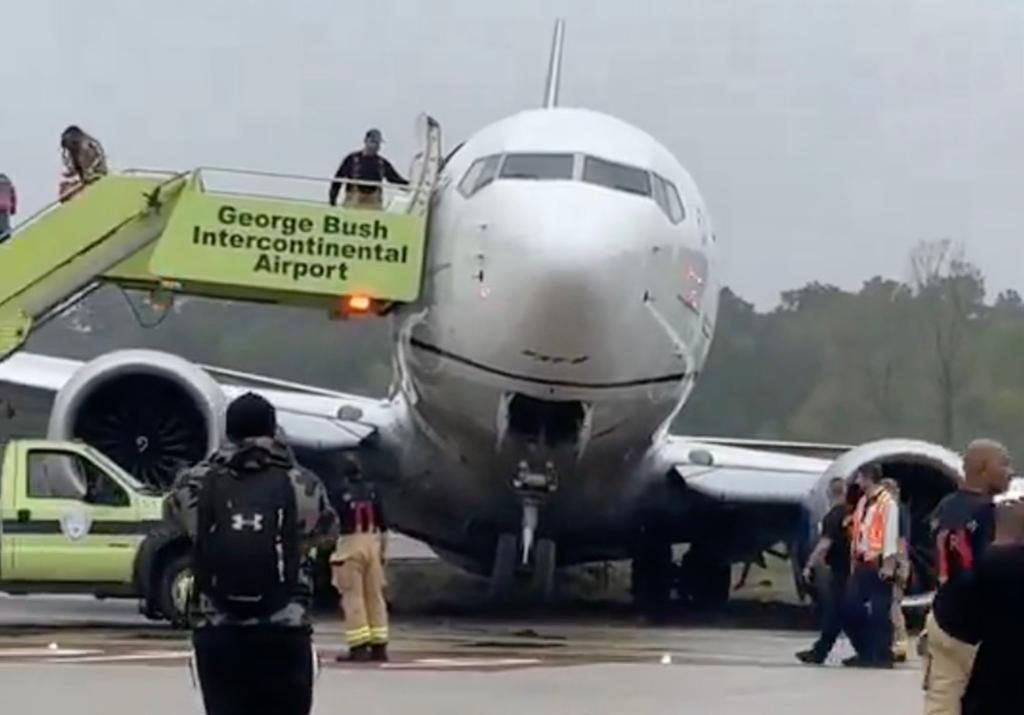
[960,486,1024,715]
[924,439,1010,715]
[797,477,852,664]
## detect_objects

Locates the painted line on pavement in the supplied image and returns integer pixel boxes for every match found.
[47,650,190,664]
[0,647,101,658]
[381,657,542,669]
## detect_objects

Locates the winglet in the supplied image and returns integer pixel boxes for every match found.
[542,19,566,109]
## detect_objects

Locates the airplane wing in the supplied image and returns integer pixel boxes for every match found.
[665,436,832,505]
[662,433,962,507]
[658,433,963,606]
[0,351,386,451]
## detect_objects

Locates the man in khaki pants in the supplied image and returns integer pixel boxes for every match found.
[328,460,390,662]
[923,439,1011,714]
[882,478,911,662]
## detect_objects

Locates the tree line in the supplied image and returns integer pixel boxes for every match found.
[30,240,1024,458]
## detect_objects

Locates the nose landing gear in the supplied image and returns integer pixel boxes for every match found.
[488,461,559,602]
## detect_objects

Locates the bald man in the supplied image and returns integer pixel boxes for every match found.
[923,439,1011,715]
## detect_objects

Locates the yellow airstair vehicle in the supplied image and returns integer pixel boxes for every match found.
[0,115,442,361]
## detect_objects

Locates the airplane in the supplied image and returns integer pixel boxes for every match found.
[0,21,965,606]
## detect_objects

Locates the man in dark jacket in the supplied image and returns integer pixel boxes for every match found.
[168,393,338,715]
[328,128,408,209]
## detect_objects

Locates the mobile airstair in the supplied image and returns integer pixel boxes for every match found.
[0,115,442,360]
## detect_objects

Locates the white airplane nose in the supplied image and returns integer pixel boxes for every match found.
[450,185,674,384]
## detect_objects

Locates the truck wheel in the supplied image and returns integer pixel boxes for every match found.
[157,553,192,628]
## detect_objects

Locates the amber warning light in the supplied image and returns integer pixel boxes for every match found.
[331,293,396,320]
[347,295,372,312]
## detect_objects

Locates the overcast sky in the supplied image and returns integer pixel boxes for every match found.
[4,0,1022,307]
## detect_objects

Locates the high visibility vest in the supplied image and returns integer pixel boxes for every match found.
[850,490,892,562]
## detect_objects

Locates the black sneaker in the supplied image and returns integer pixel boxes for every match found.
[339,645,372,663]
[796,649,824,665]
[370,644,389,663]
[843,655,894,670]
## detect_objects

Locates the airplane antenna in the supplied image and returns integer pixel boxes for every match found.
[542,19,566,108]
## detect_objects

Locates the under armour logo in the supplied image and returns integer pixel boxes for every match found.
[231,513,264,531]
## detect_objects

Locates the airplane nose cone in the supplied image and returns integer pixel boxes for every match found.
[449,185,672,383]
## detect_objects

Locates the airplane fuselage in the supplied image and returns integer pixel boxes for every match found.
[377,108,720,567]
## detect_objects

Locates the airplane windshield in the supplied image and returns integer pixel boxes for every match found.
[582,156,651,196]
[457,154,502,197]
[652,173,686,223]
[498,153,575,180]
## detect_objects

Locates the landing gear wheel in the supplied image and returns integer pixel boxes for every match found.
[631,540,673,618]
[678,548,731,609]
[530,539,557,602]
[157,552,193,628]
[489,533,517,600]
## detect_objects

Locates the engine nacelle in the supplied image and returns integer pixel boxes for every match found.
[801,438,963,597]
[47,350,226,490]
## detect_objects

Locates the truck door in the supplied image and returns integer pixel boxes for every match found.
[6,446,142,584]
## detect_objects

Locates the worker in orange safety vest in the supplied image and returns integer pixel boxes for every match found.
[843,463,899,668]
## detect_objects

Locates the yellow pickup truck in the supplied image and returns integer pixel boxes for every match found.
[0,439,191,624]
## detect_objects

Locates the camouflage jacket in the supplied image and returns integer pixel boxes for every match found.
[61,136,108,182]
[167,437,339,628]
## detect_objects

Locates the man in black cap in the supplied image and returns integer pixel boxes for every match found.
[168,393,338,715]
[328,128,409,209]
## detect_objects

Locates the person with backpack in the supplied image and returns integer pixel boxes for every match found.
[167,393,338,715]
[327,455,391,662]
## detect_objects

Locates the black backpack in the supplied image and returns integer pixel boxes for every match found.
[194,464,300,619]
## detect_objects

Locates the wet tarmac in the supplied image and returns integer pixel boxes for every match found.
[0,594,925,714]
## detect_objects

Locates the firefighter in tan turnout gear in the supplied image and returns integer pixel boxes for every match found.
[328,457,390,662]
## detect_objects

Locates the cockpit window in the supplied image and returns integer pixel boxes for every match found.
[652,173,686,224]
[458,150,686,224]
[457,154,501,197]
[499,153,575,180]
[582,156,651,196]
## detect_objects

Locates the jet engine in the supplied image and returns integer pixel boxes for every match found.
[47,350,226,489]
[803,439,963,597]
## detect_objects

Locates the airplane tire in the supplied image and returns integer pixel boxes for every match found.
[678,548,731,609]
[489,533,518,600]
[531,539,557,602]
[631,540,673,617]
